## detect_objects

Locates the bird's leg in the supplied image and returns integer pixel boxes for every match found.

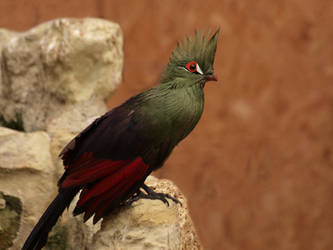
[140,183,182,206]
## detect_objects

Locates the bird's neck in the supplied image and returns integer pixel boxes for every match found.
[140,83,205,144]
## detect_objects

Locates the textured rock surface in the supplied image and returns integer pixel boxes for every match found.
[0,127,56,249]
[0,18,123,132]
[0,18,124,249]
[90,176,202,250]
[0,127,54,173]
[0,192,22,250]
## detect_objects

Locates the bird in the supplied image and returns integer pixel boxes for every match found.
[22,29,219,250]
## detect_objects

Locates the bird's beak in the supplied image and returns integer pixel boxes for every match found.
[205,73,218,82]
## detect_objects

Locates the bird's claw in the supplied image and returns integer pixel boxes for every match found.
[141,183,182,207]
[124,184,182,207]
[163,193,182,206]
[148,192,170,206]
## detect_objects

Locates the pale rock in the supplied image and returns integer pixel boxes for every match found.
[0,29,17,54]
[0,127,53,173]
[0,127,56,249]
[46,98,108,178]
[0,18,123,132]
[60,194,102,250]
[0,191,22,250]
[0,197,6,209]
[89,176,203,250]
[0,29,17,96]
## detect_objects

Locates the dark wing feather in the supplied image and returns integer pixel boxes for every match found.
[59,109,114,166]
[59,96,144,169]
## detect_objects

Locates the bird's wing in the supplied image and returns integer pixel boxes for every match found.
[60,96,145,166]
[59,109,113,166]
[62,153,149,223]
[58,97,152,223]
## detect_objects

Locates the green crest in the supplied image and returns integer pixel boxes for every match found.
[161,28,219,84]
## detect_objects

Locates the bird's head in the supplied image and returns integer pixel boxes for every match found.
[161,29,219,87]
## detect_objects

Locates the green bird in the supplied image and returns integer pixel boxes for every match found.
[22,29,219,250]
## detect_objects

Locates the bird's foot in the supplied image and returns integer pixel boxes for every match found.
[124,184,182,207]
[141,183,182,206]
[123,192,143,206]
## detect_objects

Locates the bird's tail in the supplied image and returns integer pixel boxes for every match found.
[22,188,78,250]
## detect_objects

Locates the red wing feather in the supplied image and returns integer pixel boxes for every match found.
[61,152,132,187]
[61,153,149,223]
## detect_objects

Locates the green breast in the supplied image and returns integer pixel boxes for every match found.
[136,84,205,147]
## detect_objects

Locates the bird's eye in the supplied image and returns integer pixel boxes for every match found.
[184,61,203,75]
[185,61,197,73]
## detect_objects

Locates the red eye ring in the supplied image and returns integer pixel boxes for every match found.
[185,61,197,73]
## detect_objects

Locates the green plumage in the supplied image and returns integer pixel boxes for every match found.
[134,29,220,167]
[136,83,204,146]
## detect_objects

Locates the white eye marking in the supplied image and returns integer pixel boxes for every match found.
[184,61,204,75]
[196,63,203,75]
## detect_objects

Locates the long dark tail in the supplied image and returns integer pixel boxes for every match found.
[22,188,78,250]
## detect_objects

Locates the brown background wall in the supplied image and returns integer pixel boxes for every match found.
[1,1,333,249]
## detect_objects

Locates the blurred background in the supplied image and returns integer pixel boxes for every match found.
[1,0,332,249]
